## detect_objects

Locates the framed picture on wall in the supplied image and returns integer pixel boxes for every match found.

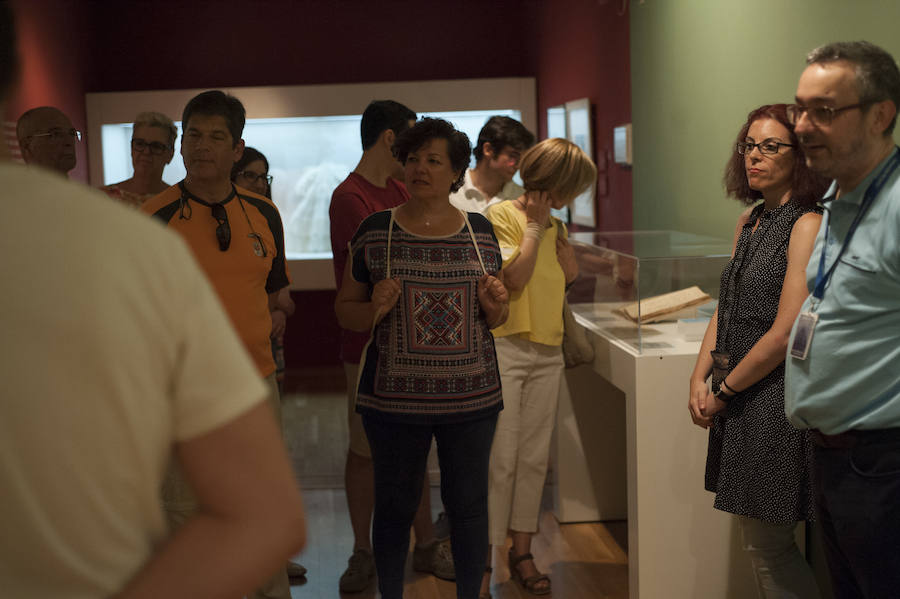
[565,98,596,227]
[547,105,566,138]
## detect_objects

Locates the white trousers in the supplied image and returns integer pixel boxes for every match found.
[488,335,564,546]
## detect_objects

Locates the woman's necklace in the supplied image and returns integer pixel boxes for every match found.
[401,202,454,230]
[420,207,451,227]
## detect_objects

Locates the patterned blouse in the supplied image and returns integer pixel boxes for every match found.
[349,209,504,424]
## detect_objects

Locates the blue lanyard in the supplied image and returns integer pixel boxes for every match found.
[813,148,900,301]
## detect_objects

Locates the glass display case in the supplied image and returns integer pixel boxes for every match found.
[567,230,731,353]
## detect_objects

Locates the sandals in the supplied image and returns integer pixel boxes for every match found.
[479,566,493,599]
[508,548,551,595]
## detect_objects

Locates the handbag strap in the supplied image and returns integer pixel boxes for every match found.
[553,216,565,241]
[372,209,398,331]
[462,211,488,276]
[385,208,396,278]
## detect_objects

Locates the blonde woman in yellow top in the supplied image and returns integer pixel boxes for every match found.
[481,138,596,598]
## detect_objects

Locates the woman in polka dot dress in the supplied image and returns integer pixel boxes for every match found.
[688,104,828,598]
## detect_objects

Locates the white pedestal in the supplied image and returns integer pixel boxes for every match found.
[552,364,627,522]
[552,310,757,599]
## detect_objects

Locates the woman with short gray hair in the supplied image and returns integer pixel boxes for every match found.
[101,111,176,208]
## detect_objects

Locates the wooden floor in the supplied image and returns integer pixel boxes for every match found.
[280,368,629,599]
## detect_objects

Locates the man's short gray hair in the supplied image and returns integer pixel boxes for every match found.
[133,111,177,147]
[807,41,900,134]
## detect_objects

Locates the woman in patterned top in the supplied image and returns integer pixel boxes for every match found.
[101,112,175,208]
[483,138,596,598]
[335,117,509,599]
[688,104,828,598]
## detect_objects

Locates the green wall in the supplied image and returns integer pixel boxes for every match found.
[630,1,900,237]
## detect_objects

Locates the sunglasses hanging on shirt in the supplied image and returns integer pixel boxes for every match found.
[176,183,267,256]
[211,203,231,251]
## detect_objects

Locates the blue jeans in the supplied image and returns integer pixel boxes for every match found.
[363,414,497,599]
[812,429,900,599]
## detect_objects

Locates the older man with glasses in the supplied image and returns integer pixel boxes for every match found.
[16,105,79,176]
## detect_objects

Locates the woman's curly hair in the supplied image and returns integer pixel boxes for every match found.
[393,117,471,193]
[723,104,828,207]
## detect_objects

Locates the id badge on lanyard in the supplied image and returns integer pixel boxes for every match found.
[790,312,818,360]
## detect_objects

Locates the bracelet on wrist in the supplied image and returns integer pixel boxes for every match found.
[523,221,547,242]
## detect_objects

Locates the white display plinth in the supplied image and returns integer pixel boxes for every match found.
[551,306,758,599]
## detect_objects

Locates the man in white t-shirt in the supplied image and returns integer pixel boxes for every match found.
[0,9,305,598]
[449,115,535,214]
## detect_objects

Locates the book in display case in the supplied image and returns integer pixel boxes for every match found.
[567,230,732,353]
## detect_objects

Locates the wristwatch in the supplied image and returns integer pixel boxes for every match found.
[715,385,735,402]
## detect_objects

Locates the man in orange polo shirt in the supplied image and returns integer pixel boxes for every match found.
[141,90,294,599]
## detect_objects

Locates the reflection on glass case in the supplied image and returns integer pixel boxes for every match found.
[567,230,731,353]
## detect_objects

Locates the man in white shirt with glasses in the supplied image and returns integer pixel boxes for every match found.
[449,115,534,215]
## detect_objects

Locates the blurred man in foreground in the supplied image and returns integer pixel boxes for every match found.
[0,6,306,598]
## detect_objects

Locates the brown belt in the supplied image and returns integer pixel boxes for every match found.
[811,427,900,449]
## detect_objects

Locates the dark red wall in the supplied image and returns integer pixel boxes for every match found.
[284,290,341,369]
[526,0,632,232]
[83,0,532,91]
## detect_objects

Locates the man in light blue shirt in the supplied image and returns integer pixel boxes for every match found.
[785,41,900,598]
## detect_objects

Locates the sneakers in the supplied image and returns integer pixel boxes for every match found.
[413,538,456,581]
[339,548,375,593]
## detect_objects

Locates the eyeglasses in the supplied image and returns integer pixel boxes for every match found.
[30,128,81,142]
[736,139,795,155]
[211,203,231,251]
[236,170,273,185]
[786,102,869,127]
[132,138,171,155]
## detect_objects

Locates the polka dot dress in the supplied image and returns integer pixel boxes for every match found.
[704,200,819,524]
